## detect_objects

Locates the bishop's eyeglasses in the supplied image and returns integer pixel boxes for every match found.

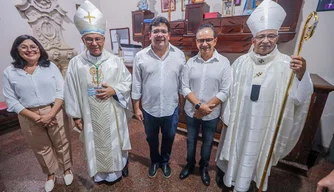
[84,37,105,44]
[254,34,278,41]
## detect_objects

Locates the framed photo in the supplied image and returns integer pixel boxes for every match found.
[222,0,234,16]
[316,0,334,12]
[181,0,191,11]
[235,0,241,6]
[109,27,130,54]
[161,0,176,12]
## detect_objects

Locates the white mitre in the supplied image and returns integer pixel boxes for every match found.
[246,0,286,36]
[74,0,106,36]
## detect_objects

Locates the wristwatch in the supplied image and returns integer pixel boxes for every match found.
[195,103,201,110]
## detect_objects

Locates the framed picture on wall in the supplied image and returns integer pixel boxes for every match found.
[109,27,130,54]
[316,0,334,12]
[235,0,241,6]
[181,0,191,11]
[161,0,176,12]
[222,0,235,16]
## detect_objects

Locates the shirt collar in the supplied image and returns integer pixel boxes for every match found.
[195,49,219,64]
[249,45,279,65]
[81,49,110,66]
[146,43,174,60]
[13,65,40,76]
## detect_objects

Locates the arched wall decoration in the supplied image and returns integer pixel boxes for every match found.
[16,0,77,78]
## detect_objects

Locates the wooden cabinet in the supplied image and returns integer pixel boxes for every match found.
[185,2,210,34]
[132,1,303,53]
[132,10,154,47]
[169,21,185,48]
[283,74,334,169]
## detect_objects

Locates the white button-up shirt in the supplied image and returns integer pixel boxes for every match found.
[3,63,64,114]
[132,44,186,117]
[182,50,231,120]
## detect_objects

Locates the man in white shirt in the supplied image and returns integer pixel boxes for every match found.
[179,23,231,186]
[132,16,186,178]
[64,0,132,183]
[215,0,313,191]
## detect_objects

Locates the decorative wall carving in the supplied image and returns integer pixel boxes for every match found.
[16,0,76,77]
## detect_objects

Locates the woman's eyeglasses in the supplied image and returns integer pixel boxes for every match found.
[18,45,39,52]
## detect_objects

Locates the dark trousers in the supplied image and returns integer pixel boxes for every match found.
[143,107,179,165]
[186,115,219,168]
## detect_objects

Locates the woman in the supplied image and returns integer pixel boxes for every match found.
[2,35,73,192]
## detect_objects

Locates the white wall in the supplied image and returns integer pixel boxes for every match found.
[0,0,32,102]
[294,0,334,149]
[0,0,333,148]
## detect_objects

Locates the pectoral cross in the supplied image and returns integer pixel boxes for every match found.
[84,12,96,23]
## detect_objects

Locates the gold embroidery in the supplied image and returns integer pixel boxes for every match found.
[89,66,104,85]
[254,72,263,78]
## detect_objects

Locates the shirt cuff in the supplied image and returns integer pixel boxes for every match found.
[182,88,191,97]
[215,92,228,103]
[131,92,141,100]
[12,103,25,114]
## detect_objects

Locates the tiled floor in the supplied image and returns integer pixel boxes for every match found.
[0,119,333,192]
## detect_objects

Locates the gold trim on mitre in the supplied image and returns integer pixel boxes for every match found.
[74,0,106,36]
[246,0,286,36]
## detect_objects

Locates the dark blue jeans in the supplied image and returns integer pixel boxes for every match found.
[186,115,219,168]
[143,107,179,165]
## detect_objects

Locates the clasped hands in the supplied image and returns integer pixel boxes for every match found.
[34,113,57,128]
[96,83,116,100]
[193,103,215,119]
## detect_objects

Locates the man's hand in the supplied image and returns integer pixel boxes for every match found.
[198,103,215,115]
[96,83,116,100]
[134,108,144,121]
[193,110,205,119]
[290,56,306,81]
[74,118,83,131]
[317,170,334,192]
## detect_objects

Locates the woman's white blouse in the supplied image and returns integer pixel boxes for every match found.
[2,63,64,114]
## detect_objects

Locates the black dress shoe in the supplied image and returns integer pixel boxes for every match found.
[122,162,129,177]
[201,167,210,186]
[148,163,159,178]
[247,181,256,192]
[179,164,195,180]
[161,164,172,178]
[215,166,224,187]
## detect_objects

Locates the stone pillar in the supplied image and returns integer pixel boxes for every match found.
[16,0,76,77]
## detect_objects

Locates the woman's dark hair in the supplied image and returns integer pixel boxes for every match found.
[10,35,50,69]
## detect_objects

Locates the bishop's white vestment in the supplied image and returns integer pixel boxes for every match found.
[216,47,313,191]
[64,49,132,182]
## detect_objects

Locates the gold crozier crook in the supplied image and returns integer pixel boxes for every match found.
[257,11,319,192]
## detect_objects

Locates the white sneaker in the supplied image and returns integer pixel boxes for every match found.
[44,177,56,192]
[63,170,73,186]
